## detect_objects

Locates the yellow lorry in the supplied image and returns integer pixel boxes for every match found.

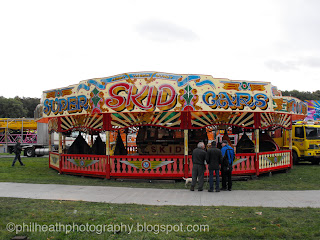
[0,118,39,156]
[274,122,320,164]
[0,118,76,156]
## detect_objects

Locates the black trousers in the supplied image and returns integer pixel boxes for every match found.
[221,168,232,190]
[12,153,24,166]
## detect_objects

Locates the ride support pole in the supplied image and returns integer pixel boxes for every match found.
[289,129,293,168]
[184,129,188,178]
[58,132,62,174]
[254,129,260,176]
[48,132,52,152]
[105,130,110,179]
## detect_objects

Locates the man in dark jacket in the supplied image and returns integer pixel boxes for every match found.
[191,142,206,191]
[221,140,235,191]
[206,141,222,192]
[12,139,24,167]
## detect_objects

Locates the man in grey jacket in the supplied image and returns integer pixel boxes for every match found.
[191,142,206,191]
[206,141,222,192]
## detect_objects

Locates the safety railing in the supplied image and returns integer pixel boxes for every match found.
[110,155,185,178]
[49,150,292,179]
[187,153,257,177]
[258,150,291,173]
[60,154,107,177]
[49,152,60,171]
[232,153,257,175]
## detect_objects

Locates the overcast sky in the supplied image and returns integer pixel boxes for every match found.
[1,0,320,98]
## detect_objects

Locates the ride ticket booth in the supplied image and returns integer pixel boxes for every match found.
[35,72,308,179]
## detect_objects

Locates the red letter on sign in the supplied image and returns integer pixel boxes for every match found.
[157,84,177,111]
[105,83,130,112]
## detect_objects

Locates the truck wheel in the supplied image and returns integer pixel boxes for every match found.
[292,151,299,165]
[25,148,35,157]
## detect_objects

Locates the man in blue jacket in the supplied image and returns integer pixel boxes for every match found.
[221,140,235,191]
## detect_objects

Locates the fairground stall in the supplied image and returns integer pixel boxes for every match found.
[35,72,307,179]
[0,118,37,154]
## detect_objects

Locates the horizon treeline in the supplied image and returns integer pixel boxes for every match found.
[0,96,40,118]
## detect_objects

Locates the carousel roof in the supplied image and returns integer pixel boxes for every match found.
[38,72,307,120]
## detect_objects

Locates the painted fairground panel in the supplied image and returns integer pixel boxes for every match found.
[258,150,291,173]
[60,154,107,176]
[39,72,306,119]
[232,153,257,175]
[110,155,184,178]
[111,111,182,129]
[271,86,308,117]
[305,100,320,121]
[49,152,60,170]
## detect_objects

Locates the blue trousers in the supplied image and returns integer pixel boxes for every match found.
[209,169,220,190]
[12,153,24,166]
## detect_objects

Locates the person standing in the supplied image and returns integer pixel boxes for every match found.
[190,142,206,191]
[12,139,24,167]
[206,141,222,192]
[221,140,235,191]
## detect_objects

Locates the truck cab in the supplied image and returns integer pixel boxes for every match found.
[292,123,320,164]
[274,122,320,164]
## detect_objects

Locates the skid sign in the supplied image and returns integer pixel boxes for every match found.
[105,83,177,112]
[41,72,308,117]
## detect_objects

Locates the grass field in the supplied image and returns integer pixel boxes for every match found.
[1,197,320,240]
[1,156,320,239]
[0,156,319,190]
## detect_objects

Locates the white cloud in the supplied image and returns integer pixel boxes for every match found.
[265,56,320,72]
[279,0,320,52]
[301,56,320,68]
[0,0,320,98]
[265,60,298,72]
[135,19,199,42]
